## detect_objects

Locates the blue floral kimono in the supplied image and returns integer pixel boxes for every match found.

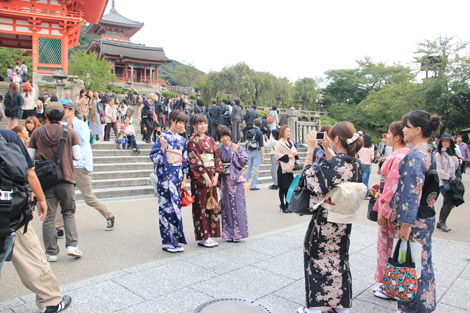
[390,143,436,313]
[150,130,189,246]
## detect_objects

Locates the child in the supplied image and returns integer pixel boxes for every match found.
[116,125,128,149]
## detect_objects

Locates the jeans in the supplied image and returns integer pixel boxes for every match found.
[127,135,139,150]
[270,155,278,186]
[0,233,15,275]
[361,164,371,197]
[246,149,261,188]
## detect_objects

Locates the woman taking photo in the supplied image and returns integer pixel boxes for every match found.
[298,122,363,313]
[187,114,224,248]
[216,125,249,243]
[369,121,409,300]
[357,133,375,199]
[104,98,118,141]
[390,110,440,313]
[435,132,459,232]
[275,125,297,213]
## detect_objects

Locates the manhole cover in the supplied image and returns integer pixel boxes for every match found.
[194,298,272,313]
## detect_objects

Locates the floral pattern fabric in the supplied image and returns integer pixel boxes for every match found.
[150,130,189,245]
[302,153,362,309]
[390,143,436,313]
[218,143,249,240]
[187,134,224,240]
[373,147,409,283]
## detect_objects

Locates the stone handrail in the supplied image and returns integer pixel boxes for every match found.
[258,106,328,117]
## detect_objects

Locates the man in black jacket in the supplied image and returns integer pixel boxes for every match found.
[244,105,259,133]
[207,100,222,139]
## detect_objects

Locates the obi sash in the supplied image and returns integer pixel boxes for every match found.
[166,149,183,165]
[201,153,215,168]
[222,162,231,175]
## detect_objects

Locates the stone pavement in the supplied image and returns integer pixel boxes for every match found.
[1,221,469,313]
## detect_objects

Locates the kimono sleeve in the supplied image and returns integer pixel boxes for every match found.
[187,137,207,177]
[376,158,399,219]
[182,137,189,176]
[392,154,426,225]
[211,139,224,175]
[304,160,331,197]
[149,138,168,178]
[232,145,248,170]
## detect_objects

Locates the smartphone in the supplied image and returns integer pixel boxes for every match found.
[156,131,161,136]
[316,132,325,140]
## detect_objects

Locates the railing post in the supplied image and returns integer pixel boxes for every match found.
[287,107,298,142]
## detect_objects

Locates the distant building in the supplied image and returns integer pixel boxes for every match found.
[85,1,171,86]
[0,0,108,82]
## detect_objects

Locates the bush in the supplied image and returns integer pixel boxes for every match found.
[188,94,197,100]
[162,91,178,98]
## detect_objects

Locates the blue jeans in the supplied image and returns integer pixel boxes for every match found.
[361,164,371,197]
[0,233,15,275]
[246,149,261,188]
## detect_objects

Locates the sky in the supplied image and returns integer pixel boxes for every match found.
[104,0,470,82]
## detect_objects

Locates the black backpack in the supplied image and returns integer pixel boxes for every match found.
[418,153,440,219]
[4,92,21,118]
[245,129,259,151]
[0,134,34,255]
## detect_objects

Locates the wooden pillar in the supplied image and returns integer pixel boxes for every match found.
[130,63,134,86]
[156,66,159,84]
[112,61,115,75]
[144,66,147,83]
[32,32,38,83]
[62,35,68,74]
[149,67,153,85]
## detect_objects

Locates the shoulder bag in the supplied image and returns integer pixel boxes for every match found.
[383,239,418,302]
[288,173,312,215]
[34,126,68,191]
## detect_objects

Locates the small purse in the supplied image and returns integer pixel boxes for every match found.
[294,159,303,171]
[181,189,194,207]
[206,187,219,210]
[383,240,418,302]
[288,174,312,215]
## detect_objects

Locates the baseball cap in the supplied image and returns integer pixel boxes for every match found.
[63,102,79,111]
[45,101,64,114]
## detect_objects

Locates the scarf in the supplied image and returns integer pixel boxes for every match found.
[441,149,456,180]
[275,138,297,173]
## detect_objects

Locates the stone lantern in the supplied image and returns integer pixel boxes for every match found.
[52,69,68,100]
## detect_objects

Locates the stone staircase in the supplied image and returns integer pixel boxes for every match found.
[0,118,308,200]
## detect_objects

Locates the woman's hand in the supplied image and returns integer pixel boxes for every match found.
[370,183,379,196]
[321,134,330,150]
[211,174,219,187]
[400,224,412,241]
[158,134,167,151]
[181,177,187,191]
[204,175,212,187]
[307,131,318,152]
[377,213,387,227]
[289,152,295,159]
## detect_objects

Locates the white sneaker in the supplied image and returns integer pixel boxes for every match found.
[46,254,58,262]
[66,246,83,258]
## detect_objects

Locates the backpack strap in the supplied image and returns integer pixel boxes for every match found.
[56,126,68,166]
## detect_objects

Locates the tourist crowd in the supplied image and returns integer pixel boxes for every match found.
[1,81,468,313]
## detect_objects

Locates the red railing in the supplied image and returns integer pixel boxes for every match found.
[0,2,83,20]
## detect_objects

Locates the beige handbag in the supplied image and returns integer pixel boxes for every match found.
[206,187,219,210]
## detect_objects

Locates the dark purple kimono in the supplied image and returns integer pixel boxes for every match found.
[218,143,249,240]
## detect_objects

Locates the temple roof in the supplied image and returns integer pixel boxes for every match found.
[100,8,144,27]
[88,40,171,64]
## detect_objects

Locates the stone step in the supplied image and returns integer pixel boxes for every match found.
[91,177,152,189]
[92,169,153,180]
[93,155,151,164]
[92,149,153,157]
[93,162,153,172]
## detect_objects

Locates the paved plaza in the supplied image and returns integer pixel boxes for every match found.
[1,168,470,313]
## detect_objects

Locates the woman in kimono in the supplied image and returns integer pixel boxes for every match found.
[298,121,363,313]
[87,92,103,141]
[216,125,249,242]
[150,110,189,253]
[369,121,409,300]
[391,110,440,313]
[187,114,224,248]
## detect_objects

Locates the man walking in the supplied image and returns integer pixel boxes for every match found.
[245,118,264,190]
[59,91,72,106]
[231,99,243,143]
[207,100,222,139]
[456,135,470,174]
[63,102,115,230]
[28,102,82,262]
[0,128,72,312]
[243,105,259,137]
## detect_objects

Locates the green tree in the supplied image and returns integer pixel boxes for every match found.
[294,77,319,110]
[0,48,32,81]
[414,36,470,132]
[69,50,116,91]
[173,62,203,87]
